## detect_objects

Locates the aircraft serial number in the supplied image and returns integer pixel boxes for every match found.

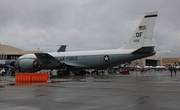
[133,39,139,42]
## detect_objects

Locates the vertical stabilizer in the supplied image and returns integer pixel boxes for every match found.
[124,11,158,49]
[57,45,67,52]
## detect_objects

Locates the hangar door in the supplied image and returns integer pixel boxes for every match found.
[146,59,160,66]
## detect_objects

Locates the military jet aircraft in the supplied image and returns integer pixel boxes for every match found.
[11,11,158,75]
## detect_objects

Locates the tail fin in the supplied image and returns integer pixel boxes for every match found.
[57,45,67,52]
[124,11,158,49]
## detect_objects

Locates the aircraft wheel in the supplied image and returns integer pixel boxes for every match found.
[2,72,5,76]
[17,67,21,72]
[80,70,86,76]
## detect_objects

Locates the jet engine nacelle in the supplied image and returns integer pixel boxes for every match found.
[18,59,41,72]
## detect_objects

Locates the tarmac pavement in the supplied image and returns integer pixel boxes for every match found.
[0,70,180,110]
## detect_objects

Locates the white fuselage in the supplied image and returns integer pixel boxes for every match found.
[17,48,154,70]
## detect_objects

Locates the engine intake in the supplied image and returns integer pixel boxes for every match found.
[18,59,41,72]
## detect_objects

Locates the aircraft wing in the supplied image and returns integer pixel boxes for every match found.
[34,53,60,67]
[35,53,86,68]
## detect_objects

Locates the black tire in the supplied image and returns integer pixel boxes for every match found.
[2,72,5,76]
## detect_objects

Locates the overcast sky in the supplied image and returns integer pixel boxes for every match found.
[0,0,179,57]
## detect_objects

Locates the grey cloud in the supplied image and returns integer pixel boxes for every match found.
[0,0,180,57]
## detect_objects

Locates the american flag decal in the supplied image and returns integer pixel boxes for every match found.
[139,25,146,30]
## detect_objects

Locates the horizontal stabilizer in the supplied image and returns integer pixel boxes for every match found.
[132,46,155,54]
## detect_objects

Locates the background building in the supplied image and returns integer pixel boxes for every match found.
[0,43,43,60]
[0,43,43,65]
[161,58,180,66]
[131,56,180,67]
[130,55,162,67]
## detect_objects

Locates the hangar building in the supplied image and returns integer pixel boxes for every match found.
[130,55,162,67]
[130,56,180,67]
[0,43,43,64]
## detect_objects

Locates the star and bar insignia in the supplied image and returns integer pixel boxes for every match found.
[101,55,113,62]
